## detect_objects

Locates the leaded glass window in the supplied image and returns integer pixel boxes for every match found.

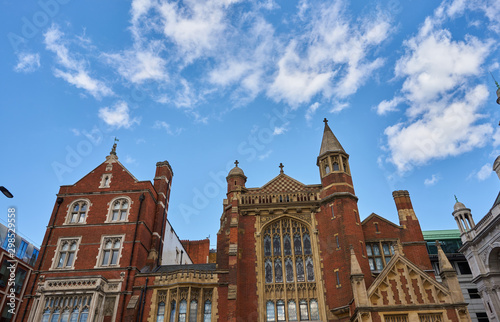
[296,257,304,282]
[276,300,285,321]
[265,259,273,283]
[306,257,315,281]
[157,302,165,322]
[285,258,294,282]
[299,300,309,320]
[288,301,297,321]
[303,233,311,255]
[266,301,275,322]
[283,235,292,256]
[264,235,271,256]
[189,300,197,322]
[294,234,302,254]
[366,242,395,272]
[203,300,211,322]
[169,301,176,322]
[310,300,319,320]
[275,259,283,283]
[273,235,281,256]
[178,300,187,322]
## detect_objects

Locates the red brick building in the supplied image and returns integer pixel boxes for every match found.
[20,121,471,322]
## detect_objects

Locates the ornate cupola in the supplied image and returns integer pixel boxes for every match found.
[227,160,247,193]
[452,196,475,234]
[317,118,351,182]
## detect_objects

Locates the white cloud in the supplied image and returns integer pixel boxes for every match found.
[305,102,320,122]
[44,24,113,99]
[477,163,493,181]
[273,122,289,135]
[98,101,139,129]
[153,120,183,135]
[376,96,404,115]
[381,2,495,173]
[258,150,272,160]
[424,174,440,186]
[14,52,40,73]
[124,155,137,164]
[267,1,392,106]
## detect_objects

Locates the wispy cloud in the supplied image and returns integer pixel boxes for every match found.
[273,122,289,135]
[424,174,440,186]
[14,52,40,73]
[44,24,113,99]
[477,163,492,181]
[381,1,494,173]
[258,150,272,160]
[153,120,183,136]
[98,101,139,129]
[305,102,320,123]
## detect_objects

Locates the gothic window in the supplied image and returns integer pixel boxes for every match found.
[40,295,90,322]
[299,300,309,320]
[306,257,315,281]
[108,198,130,222]
[178,300,187,322]
[203,300,211,322]
[275,259,283,283]
[288,301,297,321]
[366,242,394,271]
[54,238,79,269]
[169,301,176,322]
[276,300,285,321]
[294,234,302,254]
[342,157,349,174]
[157,302,165,322]
[266,301,275,322]
[189,300,197,322]
[310,300,320,320]
[285,258,294,282]
[67,200,88,224]
[265,259,273,283]
[262,218,320,321]
[264,235,271,256]
[99,173,112,188]
[325,165,330,174]
[333,161,339,171]
[98,236,123,267]
[283,235,292,256]
[303,233,311,255]
[296,257,305,282]
[273,235,281,256]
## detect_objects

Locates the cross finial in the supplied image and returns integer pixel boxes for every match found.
[234,160,239,167]
[279,163,284,174]
[454,195,459,203]
[323,118,328,124]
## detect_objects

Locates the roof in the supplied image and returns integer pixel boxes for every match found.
[422,229,461,240]
[319,120,345,157]
[153,263,217,273]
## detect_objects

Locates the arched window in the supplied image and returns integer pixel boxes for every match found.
[266,301,275,322]
[68,200,88,224]
[203,300,211,322]
[42,309,50,322]
[109,198,130,222]
[288,301,297,321]
[156,302,165,322]
[189,300,197,322]
[333,162,339,171]
[310,300,320,320]
[169,301,176,322]
[325,165,330,174]
[61,309,70,322]
[262,219,320,320]
[178,300,187,322]
[276,300,285,321]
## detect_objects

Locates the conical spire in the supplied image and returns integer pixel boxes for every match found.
[319,118,345,156]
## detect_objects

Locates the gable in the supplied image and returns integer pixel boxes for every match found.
[362,213,400,229]
[259,174,309,193]
[367,254,451,307]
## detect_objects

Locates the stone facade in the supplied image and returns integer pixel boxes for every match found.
[19,122,472,322]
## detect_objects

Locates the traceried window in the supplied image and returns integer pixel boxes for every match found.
[99,236,122,267]
[203,300,211,322]
[262,218,320,321]
[169,301,176,322]
[189,300,197,322]
[40,295,91,322]
[67,200,88,224]
[178,300,187,322]
[108,198,130,222]
[366,242,394,272]
[54,239,79,269]
[157,302,165,322]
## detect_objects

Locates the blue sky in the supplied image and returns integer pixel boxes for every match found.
[1,0,500,249]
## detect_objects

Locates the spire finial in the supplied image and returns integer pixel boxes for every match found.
[454,195,459,203]
[110,137,119,155]
[323,118,328,124]
[491,73,500,89]
[234,160,239,167]
[279,163,284,174]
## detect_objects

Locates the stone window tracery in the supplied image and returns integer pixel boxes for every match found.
[262,218,320,321]
[53,238,80,269]
[107,198,130,222]
[67,200,88,224]
[40,295,91,322]
[96,236,124,268]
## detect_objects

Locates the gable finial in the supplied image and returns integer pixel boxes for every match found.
[234,160,239,167]
[323,118,328,124]
[110,137,119,155]
[279,163,284,174]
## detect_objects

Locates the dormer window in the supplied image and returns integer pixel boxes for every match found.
[66,200,89,224]
[99,174,112,188]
